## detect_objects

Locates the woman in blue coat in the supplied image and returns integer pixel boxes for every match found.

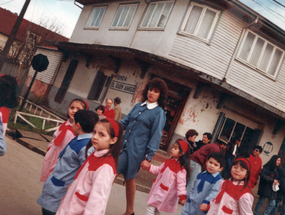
[117,78,168,215]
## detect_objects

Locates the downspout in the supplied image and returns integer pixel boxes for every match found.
[223,17,259,81]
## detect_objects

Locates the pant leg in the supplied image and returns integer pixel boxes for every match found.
[42,208,56,215]
[187,160,201,192]
[269,200,281,215]
[254,196,266,215]
[281,200,285,215]
[262,199,276,215]
[146,205,156,215]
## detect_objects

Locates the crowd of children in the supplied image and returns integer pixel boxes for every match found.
[2,74,285,215]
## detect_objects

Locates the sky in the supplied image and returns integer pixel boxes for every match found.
[1,0,285,38]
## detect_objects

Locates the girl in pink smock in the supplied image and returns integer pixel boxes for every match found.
[141,140,190,215]
[205,157,253,215]
[40,98,89,182]
[56,118,123,215]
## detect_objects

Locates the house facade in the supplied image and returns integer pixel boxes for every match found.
[49,0,285,165]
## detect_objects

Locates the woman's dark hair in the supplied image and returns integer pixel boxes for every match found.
[225,156,251,189]
[185,129,199,140]
[141,78,168,107]
[67,98,88,118]
[95,105,105,113]
[174,140,191,179]
[0,75,19,108]
[85,119,123,167]
[264,155,281,171]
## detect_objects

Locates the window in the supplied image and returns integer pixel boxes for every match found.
[111,3,138,29]
[139,1,174,29]
[85,6,107,28]
[179,2,220,42]
[237,30,284,79]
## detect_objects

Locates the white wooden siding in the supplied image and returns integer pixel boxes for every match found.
[169,10,243,80]
[28,48,63,84]
[227,60,285,112]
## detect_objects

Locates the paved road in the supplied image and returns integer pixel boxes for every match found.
[1,137,277,215]
[0,137,183,215]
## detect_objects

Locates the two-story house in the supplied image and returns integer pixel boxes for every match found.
[49,0,285,164]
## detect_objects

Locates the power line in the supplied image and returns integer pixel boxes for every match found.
[252,0,285,21]
[272,0,285,8]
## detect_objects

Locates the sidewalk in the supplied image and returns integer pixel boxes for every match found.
[8,129,281,215]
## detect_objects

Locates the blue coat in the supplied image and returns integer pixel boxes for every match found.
[37,133,92,212]
[118,102,166,180]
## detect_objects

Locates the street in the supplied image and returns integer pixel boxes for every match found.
[0,137,183,215]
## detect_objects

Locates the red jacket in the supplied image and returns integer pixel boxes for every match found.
[190,142,223,171]
[248,154,262,188]
[103,107,115,119]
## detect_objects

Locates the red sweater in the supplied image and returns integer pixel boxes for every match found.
[103,107,115,119]
[190,142,222,171]
[248,154,262,188]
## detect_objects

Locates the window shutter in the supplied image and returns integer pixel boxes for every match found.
[87,71,107,100]
[211,112,226,143]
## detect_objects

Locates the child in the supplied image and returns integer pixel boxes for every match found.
[40,98,89,182]
[37,109,98,215]
[95,105,106,120]
[206,157,254,215]
[141,140,190,215]
[0,74,19,136]
[56,118,123,215]
[181,152,224,215]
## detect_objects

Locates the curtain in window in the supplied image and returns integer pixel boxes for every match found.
[249,38,264,66]
[157,2,172,27]
[239,32,255,61]
[268,49,282,75]
[184,5,202,34]
[260,43,273,71]
[197,9,216,39]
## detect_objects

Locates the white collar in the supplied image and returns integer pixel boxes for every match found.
[94,149,109,157]
[141,100,158,109]
[77,133,92,140]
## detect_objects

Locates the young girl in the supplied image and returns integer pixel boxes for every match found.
[141,139,190,215]
[95,105,106,120]
[40,98,89,182]
[205,157,254,215]
[56,118,123,215]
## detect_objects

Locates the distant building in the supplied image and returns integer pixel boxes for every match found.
[48,0,285,165]
[0,7,68,100]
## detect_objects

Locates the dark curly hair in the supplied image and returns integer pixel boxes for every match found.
[141,78,168,107]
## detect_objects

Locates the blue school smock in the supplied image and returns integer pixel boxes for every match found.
[118,101,166,180]
[181,171,223,215]
[37,133,92,212]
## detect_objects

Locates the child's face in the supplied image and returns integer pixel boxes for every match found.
[68,101,84,121]
[231,163,248,181]
[206,157,222,174]
[91,122,117,151]
[171,143,182,159]
[96,109,103,115]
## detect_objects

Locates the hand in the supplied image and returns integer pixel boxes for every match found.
[274,179,280,186]
[199,203,208,212]
[179,199,186,205]
[141,160,151,170]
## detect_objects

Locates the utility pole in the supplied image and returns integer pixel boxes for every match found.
[0,0,31,71]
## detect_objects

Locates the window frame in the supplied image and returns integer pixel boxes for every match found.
[236,29,285,80]
[138,0,174,30]
[110,3,139,30]
[178,2,221,44]
[84,5,108,29]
